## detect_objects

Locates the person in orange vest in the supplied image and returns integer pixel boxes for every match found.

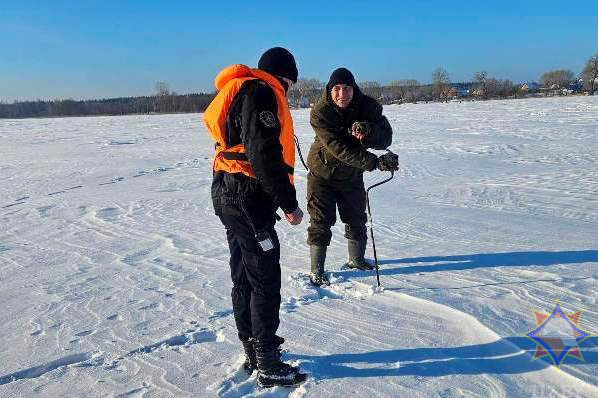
[203,47,306,388]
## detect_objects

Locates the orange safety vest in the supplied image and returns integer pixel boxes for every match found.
[203,64,295,183]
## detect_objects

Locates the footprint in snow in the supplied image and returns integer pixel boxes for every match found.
[95,207,122,222]
[208,309,234,322]
[74,330,94,337]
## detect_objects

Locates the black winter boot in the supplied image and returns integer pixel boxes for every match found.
[241,335,286,375]
[346,239,374,270]
[255,348,307,388]
[241,339,257,375]
[309,245,330,287]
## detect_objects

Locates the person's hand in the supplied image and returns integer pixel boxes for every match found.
[284,207,303,225]
[377,151,399,171]
[351,122,370,141]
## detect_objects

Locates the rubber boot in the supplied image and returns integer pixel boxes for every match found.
[346,239,374,270]
[309,245,330,287]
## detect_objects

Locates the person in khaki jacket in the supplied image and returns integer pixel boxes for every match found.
[306,67,396,286]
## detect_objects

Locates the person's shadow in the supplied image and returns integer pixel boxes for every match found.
[287,337,597,379]
[336,250,598,279]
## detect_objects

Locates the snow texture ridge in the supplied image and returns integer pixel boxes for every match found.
[0,96,597,397]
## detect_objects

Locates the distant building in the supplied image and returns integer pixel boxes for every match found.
[450,82,473,98]
[456,88,470,97]
[520,82,541,92]
[568,80,583,92]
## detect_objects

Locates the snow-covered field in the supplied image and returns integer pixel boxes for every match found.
[1,96,597,397]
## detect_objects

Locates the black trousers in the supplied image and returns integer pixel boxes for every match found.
[218,205,281,346]
[306,173,368,246]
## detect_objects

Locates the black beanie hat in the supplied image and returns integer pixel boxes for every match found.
[327,67,357,90]
[258,47,298,83]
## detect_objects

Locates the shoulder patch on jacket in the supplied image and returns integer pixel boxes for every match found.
[259,110,277,128]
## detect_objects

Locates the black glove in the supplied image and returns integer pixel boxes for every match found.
[377,151,399,171]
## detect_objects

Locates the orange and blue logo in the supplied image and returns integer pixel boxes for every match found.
[522,299,594,369]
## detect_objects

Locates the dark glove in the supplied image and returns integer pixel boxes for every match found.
[351,122,371,138]
[377,151,399,171]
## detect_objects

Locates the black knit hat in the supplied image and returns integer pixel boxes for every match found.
[327,67,357,90]
[258,47,298,83]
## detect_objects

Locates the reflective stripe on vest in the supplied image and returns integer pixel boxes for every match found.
[221,151,294,175]
[202,64,295,183]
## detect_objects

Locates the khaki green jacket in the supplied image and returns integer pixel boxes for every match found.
[307,89,393,181]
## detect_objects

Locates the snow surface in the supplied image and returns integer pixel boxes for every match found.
[1,96,597,397]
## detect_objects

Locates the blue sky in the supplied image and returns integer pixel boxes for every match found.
[1,0,597,101]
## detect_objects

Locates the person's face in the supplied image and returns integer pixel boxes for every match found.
[331,84,353,108]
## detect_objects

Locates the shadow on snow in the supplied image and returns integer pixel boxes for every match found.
[312,250,597,379]
[336,250,598,278]
[287,337,597,379]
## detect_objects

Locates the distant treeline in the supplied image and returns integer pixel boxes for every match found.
[0,93,215,119]
[287,80,521,108]
[286,54,597,107]
[0,81,518,119]
[2,52,596,119]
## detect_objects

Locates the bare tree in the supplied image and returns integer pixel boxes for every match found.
[389,79,420,102]
[289,78,323,94]
[359,81,383,99]
[473,71,488,99]
[581,54,598,95]
[432,67,451,102]
[288,78,323,107]
[155,82,171,96]
[501,79,517,98]
[154,82,173,112]
[539,70,575,89]
[474,71,488,82]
